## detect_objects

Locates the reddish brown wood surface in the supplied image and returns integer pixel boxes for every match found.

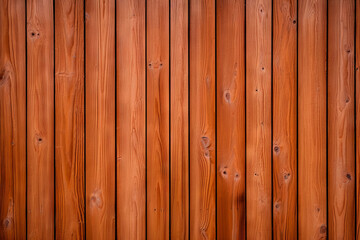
[246,0,272,238]
[55,0,85,238]
[27,0,55,238]
[116,0,146,239]
[189,0,216,239]
[298,0,328,239]
[0,0,26,238]
[85,0,116,238]
[328,0,356,238]
[357,0,360,238]
[146,0,170,239]
[216,0,246,239]
[272,0,297,238]
[170,0,189,238]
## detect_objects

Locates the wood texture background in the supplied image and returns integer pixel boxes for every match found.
[1,0,360,239]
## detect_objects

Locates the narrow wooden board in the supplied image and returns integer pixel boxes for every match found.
[27,0,55,238]
[328,0,356,238]
[216,0,246,239]
[298,0,327,239]
[189,0,216,239]
[55,0,85,238]
[170,0,189,238]
[116,0,146,239]
[0,0,26,238]
[357,0,360,237]
[246,0,272,238]
[146,0,170,239]
[272,0,297,238]
[85,0,116,238]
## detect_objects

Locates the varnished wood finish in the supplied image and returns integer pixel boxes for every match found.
[85,0,116,238]
[190,0,216,239]
[170,0,189,238]
[246,0,272,238]
[357,0,360,237]
[216,0,246,239]
[272,0,297,238]
[146,0,170,239]
[116,0,146,239]
[298,0,328,239]
[0,0,26,238]
[27,0,54,238]
[55,0,85,238]
[328,0,356,238]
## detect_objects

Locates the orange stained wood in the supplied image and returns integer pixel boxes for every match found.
[0,0,26,239]
[357,0,360,238]
[117,0,146,239]
[246,0,272,239]
[170,0,189,239]
[272,0,297,238]
[55,0,85,238]
[146,0,170,239]
[189,0,216,239]
[27,0,55,238]
[328,0,356,239]
[216,0,246,239]
[298,0,328,239]
[85,0,116,238]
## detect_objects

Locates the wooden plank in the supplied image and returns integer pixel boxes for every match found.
[189,0,216,239]
[85,0,116,238]
[146,0,170,239]
[298,0,327,239]
[170,0,189,238]
[328,0,356,238]
[245,0,272,238]
[216,0,246,239]
[116,0,146,239]
[55,0,85,238]
[272,0,297,238]
[357,0,360,237]
[0,0,26,238]
[27,0,54,238]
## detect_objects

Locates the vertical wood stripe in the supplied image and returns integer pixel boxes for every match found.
[116,0,146,239]
[328,0,356,239]
[357,0,360,238]
[85,0,116,238]
[216,0,246,239]
[55,0,85,238]
[246,0,273,238]
[298,0,328,239]
[0,0,26,239]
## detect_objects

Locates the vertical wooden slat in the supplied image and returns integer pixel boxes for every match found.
[116,0,146,239]
[189,0,216,239]
[328,0,356,238]
[55,0,85,238]
[298,0,327,239]
[27,0,54,238]
[246,0,272,238]
[357,0,360,237]
[0,0,26,238]
[272,0,297,238]
[216,0,246,239]
[170,0,189,238]
[146,0,170,239]
[85,0,116,238]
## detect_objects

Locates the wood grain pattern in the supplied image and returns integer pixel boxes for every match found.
[272,0,297,238]
[0,0,26,238]
[116,0,146,239]
[298,0,327,239]
[146,0,170,239]
[170,0,189,238]
[328,0,356,238]
[246,0,272,238]
[55,0,85,238]
[27,0,54,238]
[190,0,216,239]
[216,0,245,239]
[357,0,360,237]
[85,0,116,238]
